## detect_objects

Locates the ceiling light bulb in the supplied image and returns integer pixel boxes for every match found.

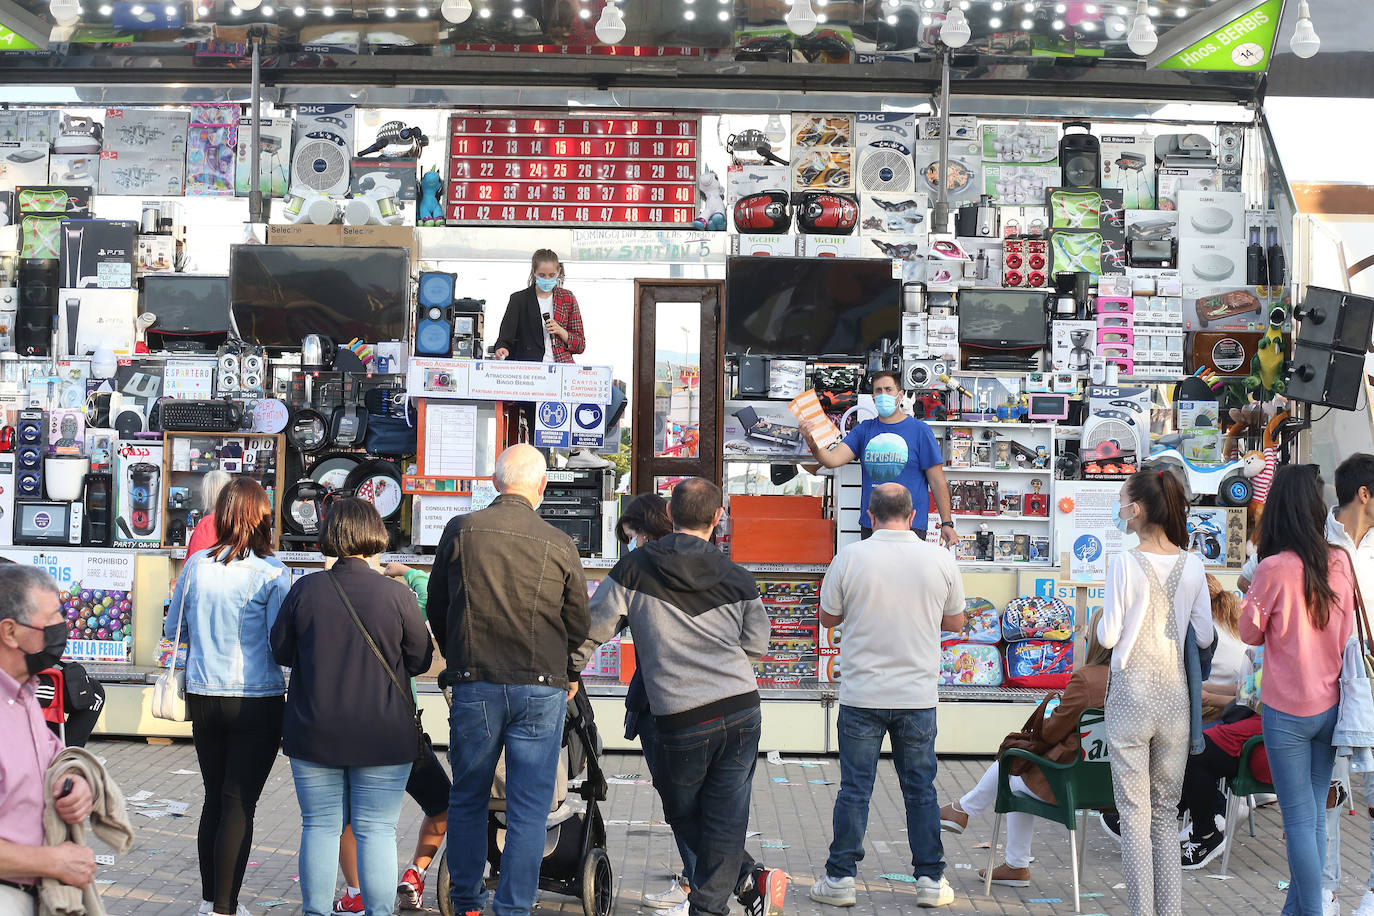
[578,5,588,15]
[1127,0,1157,53]
[129,2,143,10]
[1051,17,1063,28]
[683,8,693,17]
[1084,2,1096,10]
[320,3,331,13]
[1053,2,1065,10]
[595,1,626,42]
[292,4,303,12]
[988,15,1000,26]
[49,0,81,24]
[511,5,523,15]
[1081,19,1094,29]
[477,5,488,15]
[196,4,207,12]
[991,0,1003,7]
[1023,1,1034,9]
[260,4,272,13]
[1020,16,1032,27]
[941,1,971,46]
[716,8,726,17]
[439,0,470,20]
[99,3,113,11]
[1174,5,1185,14]
[886,13,897,23]
[384,5,395,14]
[229,6,240,13]
[1290,0,1319,58]
[1104,12,1125,34]
[815,11,825,21]
[785,0,816,34]
[164,4,177,14]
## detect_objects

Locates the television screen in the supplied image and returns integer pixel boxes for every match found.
[957,289,1048,349]
[141,275,231,333]
[725,257,899,357]
[229,245,410,347]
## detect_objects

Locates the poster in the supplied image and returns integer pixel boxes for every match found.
[0,548,135,662]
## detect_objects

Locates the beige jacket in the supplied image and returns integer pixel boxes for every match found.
[39,748,133,916]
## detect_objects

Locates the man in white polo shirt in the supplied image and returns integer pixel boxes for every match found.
[809,483,966,909]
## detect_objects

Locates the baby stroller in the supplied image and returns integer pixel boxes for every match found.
[436,679,612,916]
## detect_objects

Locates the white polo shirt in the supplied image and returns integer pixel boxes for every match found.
[820,529,965,709]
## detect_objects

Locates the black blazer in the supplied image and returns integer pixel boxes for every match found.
[271,558,433,767]
[494,286,546,362]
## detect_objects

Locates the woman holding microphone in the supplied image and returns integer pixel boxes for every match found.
[493,248,586,363]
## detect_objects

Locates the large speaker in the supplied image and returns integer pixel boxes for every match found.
[1294,287,1374,354]
[1286,343,1366,410]
[15,409,44,500]
[16,259,58,357]
[1059,121,1101,190]
[415,271,456,357]
[81,473,113,547]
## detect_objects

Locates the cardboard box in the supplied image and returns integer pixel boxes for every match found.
[732,511,834,564]
[99,108,190,197]
[60,220,138,289]
[114,442,165,547]
[796,234,865,258]
[48,154,99,185]
[0,143,49,191]
[1100,134,1156,209]
[339,224,418,265]
[1180,239,1247,286]
[730,495,823,520]
[1178,190,1246,241]
[266,223,342,246]
[730,233,794,257]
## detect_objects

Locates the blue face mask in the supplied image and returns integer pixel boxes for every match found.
[874,393,899,418]
[1113,503,1134,533]
[535,276,558,293]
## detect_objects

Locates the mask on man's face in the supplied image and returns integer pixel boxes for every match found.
[16,620,68,675]
[873,393,899,418]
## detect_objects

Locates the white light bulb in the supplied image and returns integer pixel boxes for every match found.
[595,1,626,42]
[98,2,112,11]
[229,6,240,14]
[886,13,897,23]
[988,15,1000,26]
[1104,13,1125,34]
[1174,5,1185,15]
[816,11,825,21]
[292,4,303,13]
[320,3,331,14]
[439,0,469,20]
[683,8,693,18]
[260,4,272,14]
[716,8,727,18]
[231,0,260,11]
[384,5,395,14]
[1084,2,1097,10]
[1020,16,1032,27]
[129,2,143,11]
[511,5,523,16]
[1051,17,1063,28]
[941,1,971,46]
[49,0,80,24]
[1081,19,1095,29]
[196,3,207,12]
[164,4,176,15]
[1127,0,1157,53]
[1290,0,1319,58]
[991,0,1003,8]
[416,4,427,13]
[785,0,816,34]
[477,5,489,15]
[1053,2,1065,11]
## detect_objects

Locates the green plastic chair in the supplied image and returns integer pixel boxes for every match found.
[984,708,1115,913]
[1218,734,1272,876]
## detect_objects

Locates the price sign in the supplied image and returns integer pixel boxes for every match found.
[446,114,699,228]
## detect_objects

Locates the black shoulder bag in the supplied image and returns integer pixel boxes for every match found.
[327,571,427,761]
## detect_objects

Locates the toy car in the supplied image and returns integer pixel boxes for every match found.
[1142,447,1254,505]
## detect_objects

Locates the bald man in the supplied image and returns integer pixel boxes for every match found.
[428,443,590,916]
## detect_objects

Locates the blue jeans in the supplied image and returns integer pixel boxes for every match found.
[1263,702,1339,916]
[637,712,699,883]
[652,706,762,916]
[289,758,411,916]
[446,682,567,916]
[826,705,942,881]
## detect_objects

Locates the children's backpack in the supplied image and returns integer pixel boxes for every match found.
[1001,595,1074,643]
[939,643,1004,687]
[942,596,1001,644]
[1005,640,1074,689]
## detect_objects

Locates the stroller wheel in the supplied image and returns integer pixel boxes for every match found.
[581,846,613,916]
[436,851,453,916]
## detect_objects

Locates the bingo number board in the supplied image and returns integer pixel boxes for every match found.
[446,114,699,227]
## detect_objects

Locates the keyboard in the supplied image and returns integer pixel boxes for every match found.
[158,399,244,432]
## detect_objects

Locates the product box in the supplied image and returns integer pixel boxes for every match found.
[984,164,1059,206]
[1177,190,1246,241]
[0,455,12,547]
[796,234,865,258]
[724,399,809,456]
[855,111,916,150]
[0,143,50,191]
[1187,506,1247,569]
[48,154,100,185]
[349,157,419,202]
[730,233,795,257]
[98,108,190,196]
[1180,239,1247,286]
[59,220,138,288]
[791,148,855,193]
[136,235,176,274]
[1178,400,1222,464]
[912,138,983,207]
[1047,229,1127,278]
[1050,320,1097,374]
[859,191,928,238]
[981,122,1059,166]
[819,625,841,683]
[63,288,138,357]
[791,113,854,148]
[235,117,293,198]
[1100,134,1156,209]
[918,115,978,140]
[727,165,789,207]
[1157,165,1220,211]
[185,103,239,197]
[1182,286,1269,331]
[1126,209,1177,243]
[114,442,165,547]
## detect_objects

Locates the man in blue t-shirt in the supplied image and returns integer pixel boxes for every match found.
[800,369,956,544]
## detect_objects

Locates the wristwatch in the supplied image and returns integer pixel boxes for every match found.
[940,520,956,529]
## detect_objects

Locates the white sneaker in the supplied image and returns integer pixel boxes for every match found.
[914,876,954,908]
[566,449,611,469]
[662,899,690,916]
[1353,889,1374,916]
[197,904,212,916]
[644,879,690,909]
[809,875,856,907]
[1253,792,1279,807]
[1325,889,1341,916]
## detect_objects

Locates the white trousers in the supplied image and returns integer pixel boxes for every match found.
[959,762,1045,869]
[0,884,37,916]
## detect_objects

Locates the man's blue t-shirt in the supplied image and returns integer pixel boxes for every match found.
[841,415,944,529]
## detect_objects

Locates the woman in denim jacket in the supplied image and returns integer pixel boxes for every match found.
[164,477,292,916]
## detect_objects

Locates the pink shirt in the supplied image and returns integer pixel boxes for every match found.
[185,513,218,559]
[0,667,64,881]
[1241,549,1355,717]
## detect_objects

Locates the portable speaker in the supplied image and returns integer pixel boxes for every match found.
[16,258,57,356]
[16,409,44,500]
[418,271,456,308]
[1287,343,1366,410]
[1294,287,1374,354]
[415,303,453,357]
[82,472,113,546]
[1059,121,1101,190]
[217,350,240,393]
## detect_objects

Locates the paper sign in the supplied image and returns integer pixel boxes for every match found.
[1069,529,1107,583]
[562,364,613,404]
[788,390,839,450]
[416,494,472,546]
[406,357,613,404]
[571,402,605,449]
[163,359,215,399]
[535,401,571,449]
[469,361,563,402]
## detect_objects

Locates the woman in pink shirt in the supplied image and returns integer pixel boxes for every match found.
[185,471,231,558]
[1242,464,1356,916]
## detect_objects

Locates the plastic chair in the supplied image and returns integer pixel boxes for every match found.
[1219,734,1272,876]
[984,708,1114,914]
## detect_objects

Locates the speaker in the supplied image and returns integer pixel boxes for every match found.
[1217,125,1244,171]
[418,271,456,308]
[82,472,113,547]
[15,409,44,500]
[1059,121,1101,189]
[1286,343,1366,410]
[415,271,456,357]
[1295,287,1374,354]
[16,258,57,356]
[241,349,266,392]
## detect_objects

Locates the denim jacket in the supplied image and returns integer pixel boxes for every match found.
[164,549,292,697]
[1185,622,1216,755]
[1335,635,1374,771]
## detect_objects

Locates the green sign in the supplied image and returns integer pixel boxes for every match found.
[1157,0,1281,71]
[0,25,39,51]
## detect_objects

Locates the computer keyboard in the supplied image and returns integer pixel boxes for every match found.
[158,399,244,432]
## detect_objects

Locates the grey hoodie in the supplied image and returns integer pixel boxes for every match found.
[584,532,769,731]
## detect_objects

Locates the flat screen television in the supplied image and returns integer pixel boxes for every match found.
[229,244,410,347]
[957,289,1049,349]
[725,256,900,357]
[141,275,231,332]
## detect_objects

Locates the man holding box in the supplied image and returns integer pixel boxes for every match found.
[799,370,956,544]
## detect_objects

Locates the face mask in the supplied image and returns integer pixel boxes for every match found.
[535,276,558,293]
[18,621,68,675]
[874,394,899,418]
[1113,503,1134,534]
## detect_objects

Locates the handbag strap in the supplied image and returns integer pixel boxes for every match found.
[166,568,188,672]
[326,569,416,716]
[1335,545,1372,649]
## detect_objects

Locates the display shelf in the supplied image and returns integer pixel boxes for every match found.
[956,562,1054,571]
[952,514,1050,523]
[741,563,830,573]
[928,421,1059,430]
[942,466,1052,475]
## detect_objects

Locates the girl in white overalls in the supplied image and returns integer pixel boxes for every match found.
[1096,471,1214,915]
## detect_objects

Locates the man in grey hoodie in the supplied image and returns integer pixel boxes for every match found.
[584,478,785,916]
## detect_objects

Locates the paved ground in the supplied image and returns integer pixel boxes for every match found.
[84,739,1369,916]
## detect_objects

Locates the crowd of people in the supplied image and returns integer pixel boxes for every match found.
[4,441,1374,916]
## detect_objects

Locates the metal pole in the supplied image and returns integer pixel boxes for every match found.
[248,31,265,224]
[931,48,952,235]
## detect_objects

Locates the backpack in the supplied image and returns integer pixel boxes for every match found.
[1005,640,1074,689]
[940,643,1004,687]
[1002,595,1074,642]
[943,596,1001,644]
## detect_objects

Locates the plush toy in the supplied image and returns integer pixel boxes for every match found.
[693,167,726,231]
[417,167,445,227]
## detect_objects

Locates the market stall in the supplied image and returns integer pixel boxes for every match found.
[0,0,1362,752]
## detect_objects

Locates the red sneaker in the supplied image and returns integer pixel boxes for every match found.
[332,891,365,914]
[396,866,425,910]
